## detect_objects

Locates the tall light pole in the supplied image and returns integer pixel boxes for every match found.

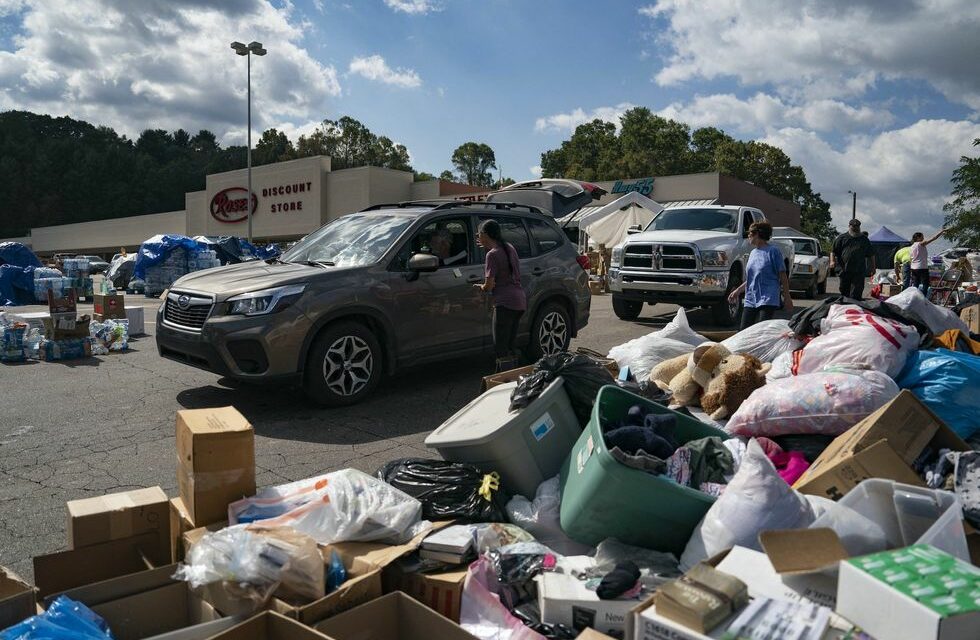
[231,40,267,243]
[847,190,857,220]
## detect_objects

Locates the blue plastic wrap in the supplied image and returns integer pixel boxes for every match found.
[133,234,209,279]
[0,264,38,306]
[896,348,980,439]
[0,242,42,269]
[0,595,114,639]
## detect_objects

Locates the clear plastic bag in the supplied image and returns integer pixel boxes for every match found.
[0,595,113,639]
[797,304,919,378]
[460,556,548,640]
[505,477,594,557]
[472,523,536,553]
[607,308,705,381]
[680,439,816,570]
[726,369,899,438]
[593,538,681,589]
[233,469,426,545]
[721,319,804,363]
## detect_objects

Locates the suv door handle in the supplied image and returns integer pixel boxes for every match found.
[531,267,545,276]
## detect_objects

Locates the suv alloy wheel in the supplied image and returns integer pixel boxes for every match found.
[527,302,571,361]
[304,321,383,406]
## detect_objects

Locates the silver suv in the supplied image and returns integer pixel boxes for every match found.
[156,201,591,405]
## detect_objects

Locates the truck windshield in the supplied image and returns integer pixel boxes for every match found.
[283,214,413,267]
[791,240,816,255]
[647,209,738,233]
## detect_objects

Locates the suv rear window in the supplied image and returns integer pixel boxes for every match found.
[527,218,564,254]
[479,216,532,259]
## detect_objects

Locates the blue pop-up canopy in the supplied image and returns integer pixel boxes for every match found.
[868,225,909,268]
[869,226,907,244]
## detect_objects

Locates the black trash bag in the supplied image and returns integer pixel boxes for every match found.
[375,458,508,522]
[615,378,673,404]
[511,603,577,639]
[509,352,615,425]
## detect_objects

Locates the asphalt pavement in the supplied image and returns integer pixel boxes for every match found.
[0,283,836,581]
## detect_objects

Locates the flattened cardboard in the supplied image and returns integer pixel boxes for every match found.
[961,304,980,334]
[208,611,334,639]
[793,391,970,500]
[314,591,477,640]
[33,532,159,598]
[759,529,849,575]
[176,407,255,526]
[68,486,170,562]
[0,566,36,630]
[382,560,467,622]
[481,365,535,392]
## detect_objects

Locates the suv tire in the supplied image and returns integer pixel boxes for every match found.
[712,270,743,326]
[804,278,817,299]
[817,275,827,295]
[304,322,383,407]
[527,302,572,361]
[612,295,643,321]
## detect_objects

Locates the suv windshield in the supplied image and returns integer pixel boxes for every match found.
[282,213,413,267]
[647,208,738,233]
[791,239,816,255]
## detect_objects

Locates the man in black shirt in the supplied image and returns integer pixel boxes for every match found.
[830,219,875,299]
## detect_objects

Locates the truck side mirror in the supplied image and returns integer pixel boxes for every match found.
[627,224,643,235]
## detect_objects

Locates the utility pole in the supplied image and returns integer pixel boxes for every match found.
[848,190,857,220]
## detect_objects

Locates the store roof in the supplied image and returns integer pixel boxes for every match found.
[662,199,718,209]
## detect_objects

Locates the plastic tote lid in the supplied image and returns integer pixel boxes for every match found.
[425,378,565,447]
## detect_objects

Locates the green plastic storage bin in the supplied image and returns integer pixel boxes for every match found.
[559,385,729,554]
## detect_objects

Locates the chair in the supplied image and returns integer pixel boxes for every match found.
[929,268,962,307]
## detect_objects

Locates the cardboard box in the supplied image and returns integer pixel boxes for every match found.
[0,566,36,630]
[176,407,256,526]
[538,557,642,636]
[480,359,618,392]
[577,630,618,640]
[962,304,980,334]
[145,617,239,640]
[589,280,604,295]
[837,545,980,640]
[208,611,334,639]
[94,293,126,319]
[46,288,76,314]
[33,532,158,597]
[270,526,435,625]
[170,497,195,562]
[382,558,467,622]
[54,564,223,640]
[126,305,145,335]
[42,314,90,340]
[68,486,170,561]
[630,599,730,640]
[793,391,970,500]
[314,591,478,639]
[882,283,903,297]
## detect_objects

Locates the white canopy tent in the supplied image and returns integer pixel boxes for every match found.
[576,192,665,249]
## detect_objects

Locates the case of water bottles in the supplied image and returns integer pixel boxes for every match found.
[144,247,221,295]
[34,277,75,303]
[61,258,91,278]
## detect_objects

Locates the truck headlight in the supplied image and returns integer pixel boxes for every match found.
[796,264,813,274]
[227,284,306,316]
[611,247,623,268]
[701,250,729,267]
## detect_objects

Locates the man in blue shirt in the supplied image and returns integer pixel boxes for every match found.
[728,221,794,330]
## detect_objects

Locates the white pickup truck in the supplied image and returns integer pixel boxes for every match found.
[773,227,829,298]
[607,205,794,326]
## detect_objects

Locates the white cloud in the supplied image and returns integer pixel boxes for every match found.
[761,119,980,237]
[0,1,340,144]
[641,1,980,109]
[348,55,421,88]
[384,0,441,15]
[530,165,542,178]
[534,103,636,133]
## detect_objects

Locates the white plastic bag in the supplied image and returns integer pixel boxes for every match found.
[766,350,795,382]
[651,307,708,346]
[796,305,919,378]
[607,308,706,380]
[726,369,899,438]
[235,469,426,545]
[720,319,803,363]
[505,476,593,556]
[680,440,815,570]
[885,286,970,335]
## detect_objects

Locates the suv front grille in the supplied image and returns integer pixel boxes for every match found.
[622,243,699,271]
[163,292,214,331]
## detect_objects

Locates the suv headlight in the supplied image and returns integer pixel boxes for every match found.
[227,284,306,316]
[701,250,729,267]
[611,246,623,268]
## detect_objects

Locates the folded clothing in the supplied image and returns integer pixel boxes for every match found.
[767,450,810,485]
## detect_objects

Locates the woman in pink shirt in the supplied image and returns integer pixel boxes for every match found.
[476,219,527,372]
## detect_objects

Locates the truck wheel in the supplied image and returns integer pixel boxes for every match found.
[612,295,643,321]
[527,302,571,361]
[817,276,827,295]
[304,322,383,407]
[712,271,742,326]
[804,279,817,299]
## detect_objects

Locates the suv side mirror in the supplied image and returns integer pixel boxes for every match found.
[408,253,440,273]
[626,224,643,235]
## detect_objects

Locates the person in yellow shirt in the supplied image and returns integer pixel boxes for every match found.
[894,245,912,290]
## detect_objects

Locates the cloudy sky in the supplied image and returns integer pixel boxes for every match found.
[1,0,979,239]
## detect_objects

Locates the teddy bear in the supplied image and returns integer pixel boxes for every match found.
[700,353,771,420]
[649,343,732,409]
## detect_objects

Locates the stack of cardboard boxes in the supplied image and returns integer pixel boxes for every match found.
[40,289,92,361]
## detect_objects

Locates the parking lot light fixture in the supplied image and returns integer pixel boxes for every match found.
[231,40,267,242]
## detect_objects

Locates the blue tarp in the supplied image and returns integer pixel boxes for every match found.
[897,348,980,440]
[868,226,907,244]
[133,234,209,279]
[0,242,42,269]
[192,236,281,264]
[0,264,39,306]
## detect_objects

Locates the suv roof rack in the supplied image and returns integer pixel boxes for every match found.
[361,200,547,215]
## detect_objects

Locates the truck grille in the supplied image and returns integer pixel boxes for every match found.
[163,292,214,331]
[622,243,699,271]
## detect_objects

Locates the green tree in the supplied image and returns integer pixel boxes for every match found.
[689,126,735,172]
[494,177,516,189]
[294,116,412,172]
[253,128,296,166]
[617,107,691,177]
[540,119,619,181]
[439,170,457,181]
[414,171,436,182]
[451,142,497,187]
[943,138,980,248]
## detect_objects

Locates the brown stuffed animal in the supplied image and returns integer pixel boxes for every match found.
[700,353,771,420]
[649,353,688,389]
[651,343,731,409]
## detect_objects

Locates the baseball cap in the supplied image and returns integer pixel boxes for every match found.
[848,219,861,230]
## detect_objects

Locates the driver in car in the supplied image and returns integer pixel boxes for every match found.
[429,229,467,266]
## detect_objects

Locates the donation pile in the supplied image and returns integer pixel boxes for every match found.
[3,299,980,640]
